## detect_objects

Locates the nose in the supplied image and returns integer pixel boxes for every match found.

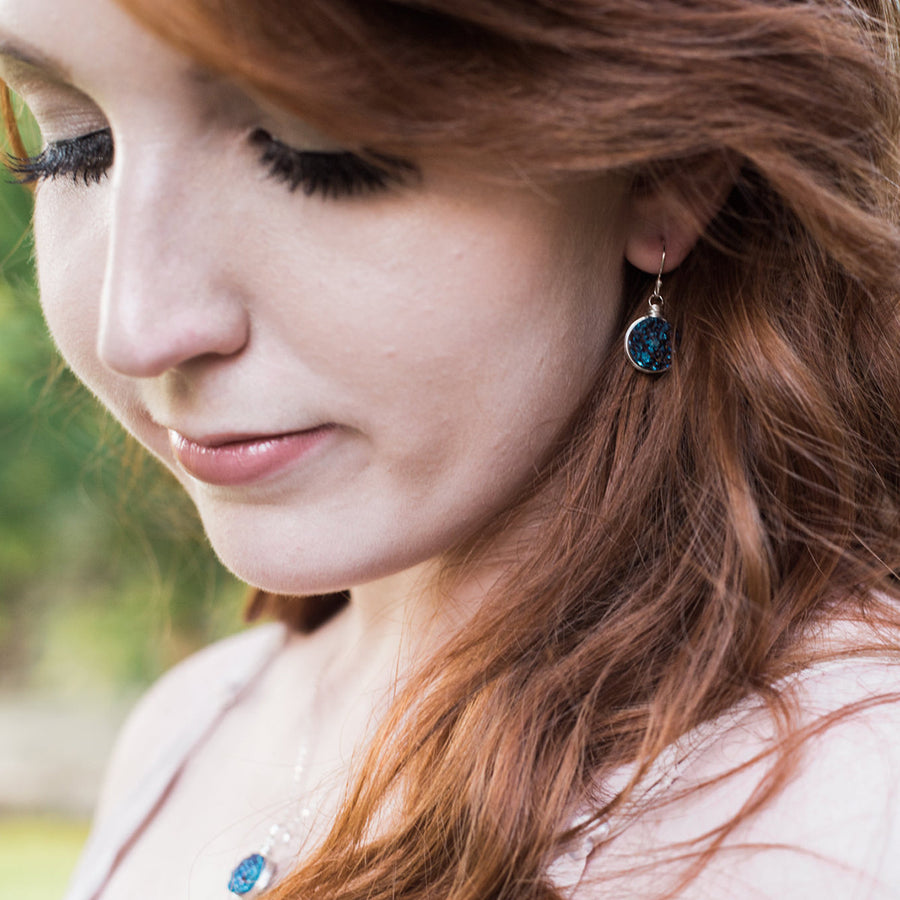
[97,146,250,378]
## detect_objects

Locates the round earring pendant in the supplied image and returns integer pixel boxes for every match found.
[625,312,673,374]
[228,854,276,896]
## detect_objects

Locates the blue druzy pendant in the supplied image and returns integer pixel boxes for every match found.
[228,853,275,896]
[625,310,673,374]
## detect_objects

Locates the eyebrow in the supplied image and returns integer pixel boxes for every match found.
[0,35,71,81]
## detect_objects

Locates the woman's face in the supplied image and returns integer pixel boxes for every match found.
[0,0,629,595]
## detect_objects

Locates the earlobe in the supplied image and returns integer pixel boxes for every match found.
[623,163,734,274]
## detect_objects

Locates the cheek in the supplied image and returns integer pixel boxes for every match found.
[285,188,587,375]
[282,189,617,491]
[333,188,615,409]
[288,219,548,441]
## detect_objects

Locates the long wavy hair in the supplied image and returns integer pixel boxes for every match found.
[5,0,900,896]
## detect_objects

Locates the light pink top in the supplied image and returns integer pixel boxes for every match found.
[63,623,900,899]
[64,625,288,900]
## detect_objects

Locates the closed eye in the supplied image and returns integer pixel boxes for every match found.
[5,126,417,199]
[250,129,416,199]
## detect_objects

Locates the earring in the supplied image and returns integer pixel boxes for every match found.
[624,247,673,374]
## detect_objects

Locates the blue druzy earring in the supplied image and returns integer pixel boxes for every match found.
[228,853,275,896]
[625,247,673,374]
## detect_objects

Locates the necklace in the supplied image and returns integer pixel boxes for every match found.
[227,740,314,896]
[225,629,342,896]
[226,618,384,896]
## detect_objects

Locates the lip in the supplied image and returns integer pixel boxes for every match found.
[168,426,335,486]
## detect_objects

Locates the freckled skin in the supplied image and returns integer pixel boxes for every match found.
[0,0,630,600]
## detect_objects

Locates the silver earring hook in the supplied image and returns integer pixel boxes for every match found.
[624,241,674,374]
[651,244,666,304]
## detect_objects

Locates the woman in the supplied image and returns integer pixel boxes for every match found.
[2,0,900,896]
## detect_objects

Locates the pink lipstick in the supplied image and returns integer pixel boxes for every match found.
[168,426,334,486]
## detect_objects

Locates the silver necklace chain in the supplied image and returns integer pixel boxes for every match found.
[226,736,317,897]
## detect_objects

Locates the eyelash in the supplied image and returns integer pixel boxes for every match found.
[250,129,414,198]
[9,129,113,186]
[7,127,414,199]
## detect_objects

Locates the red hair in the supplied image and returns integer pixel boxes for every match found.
[6,0,900,895]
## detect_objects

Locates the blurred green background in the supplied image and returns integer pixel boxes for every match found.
[1,96,245,897]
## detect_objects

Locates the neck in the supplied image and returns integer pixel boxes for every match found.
[339,490,554,667]
[327,490,552,687]
[342,558,497,670]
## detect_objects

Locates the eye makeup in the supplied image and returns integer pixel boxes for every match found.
[8,128,112,185]
[250,128,417,199]
[6,123,417,199]
[0,35,71,83]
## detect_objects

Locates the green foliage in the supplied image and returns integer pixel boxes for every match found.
[0,124,244,695]
[0,815,89,900]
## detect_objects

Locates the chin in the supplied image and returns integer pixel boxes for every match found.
[188,474,499,598]
[204,531,350,596]
[199,514,433,598]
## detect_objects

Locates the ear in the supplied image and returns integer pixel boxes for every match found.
[623,160,733,275]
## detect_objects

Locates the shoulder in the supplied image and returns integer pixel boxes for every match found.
[571,655,900,899]
[92,623,287,825]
